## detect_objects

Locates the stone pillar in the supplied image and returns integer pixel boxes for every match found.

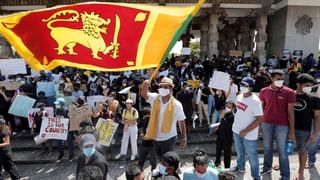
[200,17,209,58]
[256,15,268,63]
[208,13,219,58]
[0,36,13,58]
[240,19,251,52]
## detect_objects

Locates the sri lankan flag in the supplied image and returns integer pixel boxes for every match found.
[0,1,204,72]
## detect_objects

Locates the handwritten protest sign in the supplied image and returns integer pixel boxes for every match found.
[9,95,36,118]
[87,95,111,110]
[0,81,22,90]
[0,58,27,75]
[69,105,92,131]
[209,71,230,91]
[37,81,56,97]
[229,50,243,57]
[27,107,54,128]
[95,118,119,147]
[39,117,69,140]
[188,80,200,88]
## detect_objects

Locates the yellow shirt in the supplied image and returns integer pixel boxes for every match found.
[122,108,139,125]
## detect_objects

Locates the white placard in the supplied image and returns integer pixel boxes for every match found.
[159,70,169,77]
[0,58,27,75]
[87,95,111,109]
[209,71,230,91]
[37,81,56,97]
[39,117,69,140]
[181,48,192,55]
[8,95,36,118]
[27,107,54,128]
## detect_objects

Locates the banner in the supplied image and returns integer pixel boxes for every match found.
[0,58,27,75]
[37,81,56,97]
[0,81,21,90]
[95,118,119,147]
[0,1,204,72]
[69,105,92,131]
[27,107,54,128]
[39,117,69,140]
[209,71,230,92]
[9,95,36,118]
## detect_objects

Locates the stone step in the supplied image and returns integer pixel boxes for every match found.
[11,141,272,165]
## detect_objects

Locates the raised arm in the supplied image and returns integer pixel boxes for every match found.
[140,80,150,100]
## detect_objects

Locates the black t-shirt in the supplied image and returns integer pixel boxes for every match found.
[0,131,9,152]
[217,112,234,142]
[201,87,211,104]
[177,90,194,118]
[295,94,320,131]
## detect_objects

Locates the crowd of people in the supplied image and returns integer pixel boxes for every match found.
[0,53,320,179]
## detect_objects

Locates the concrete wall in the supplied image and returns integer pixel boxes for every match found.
[284,6,320,58]
[267,7,287,58]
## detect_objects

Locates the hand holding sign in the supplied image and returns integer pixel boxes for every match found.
[209,71,230,91]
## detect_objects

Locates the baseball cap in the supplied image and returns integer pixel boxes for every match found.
[161,151,180,170]
[54,98,66,105]
[80,134,96,147]
[240,77,255,87]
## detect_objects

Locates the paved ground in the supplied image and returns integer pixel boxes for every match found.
[5,152,320,180]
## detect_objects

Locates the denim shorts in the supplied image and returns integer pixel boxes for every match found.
[295,130,310,152]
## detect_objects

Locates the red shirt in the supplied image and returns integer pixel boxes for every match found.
[259,85,296,125]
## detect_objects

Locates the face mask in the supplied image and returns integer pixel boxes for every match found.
[82,147,95,157]
[159,88,170,97]
[123,84,127,87]
[159,164,168,175]
[225,107,232,112]
[303,86,312,94]
[185,87,190,91]
[102,85,107,89]
[274,80,284,88]
[240,87,250,94]
[55,105,61,109]
[20,81,25,85]
[195,170,207,178]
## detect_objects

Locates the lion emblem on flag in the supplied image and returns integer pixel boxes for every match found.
[42,10,120,59]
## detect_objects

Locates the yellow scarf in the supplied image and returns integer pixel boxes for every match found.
[145,95,175,140]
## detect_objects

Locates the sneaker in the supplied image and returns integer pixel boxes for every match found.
[56,154,63,163]
[229,167,245,173]
[130,155,136,161]
[68,154,74,162]
[115,154,122,160]
[261,168,272,176]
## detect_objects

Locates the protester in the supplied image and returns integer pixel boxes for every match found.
[125,164,145,180]
[307,133,320,168]
[141,77,187,158]
[151,151,181,180]
[214,101,235,168]
[0,116,20,180]
[78,165,104,180]
[76,134,108,180]
[138,107,157,171]
[230,77,263,180]
[259,70,296,179]
[183,149,218,180]
[115,99,139,161]
[198,83,211,126]
[293,74,320,179]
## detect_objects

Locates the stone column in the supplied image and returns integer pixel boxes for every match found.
[208,13,219,58]
[240,19,251,52]
[200,17,209,58]
[256,15,268,63]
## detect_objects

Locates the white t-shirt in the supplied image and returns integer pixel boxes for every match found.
[232,93,263,140]
[227,83,238,103]
[147,93,186,141]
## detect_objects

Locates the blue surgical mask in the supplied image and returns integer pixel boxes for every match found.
[82,147,95,157]
[159,163,168,175]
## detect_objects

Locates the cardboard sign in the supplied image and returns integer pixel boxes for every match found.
[27,107,54,128]
[39,117,69,140]
[181,48,192,55]
[37,81,56,97]
[9,95,36,118]
[0,81,22,90]
[69,105,92,131]
[0,58,27,75]
[282,49,291,60]
[87,95,111,110]
[188,80,200,88]
[209,71,230,91]
[95,118,119,147]
[229,50,243,57]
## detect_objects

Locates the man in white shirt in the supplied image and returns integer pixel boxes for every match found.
[141,77,187,158]
[230,77,263,180]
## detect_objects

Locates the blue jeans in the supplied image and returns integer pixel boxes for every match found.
[261,122,289,180]
[307,132,320,165]
[233,133,260,179]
